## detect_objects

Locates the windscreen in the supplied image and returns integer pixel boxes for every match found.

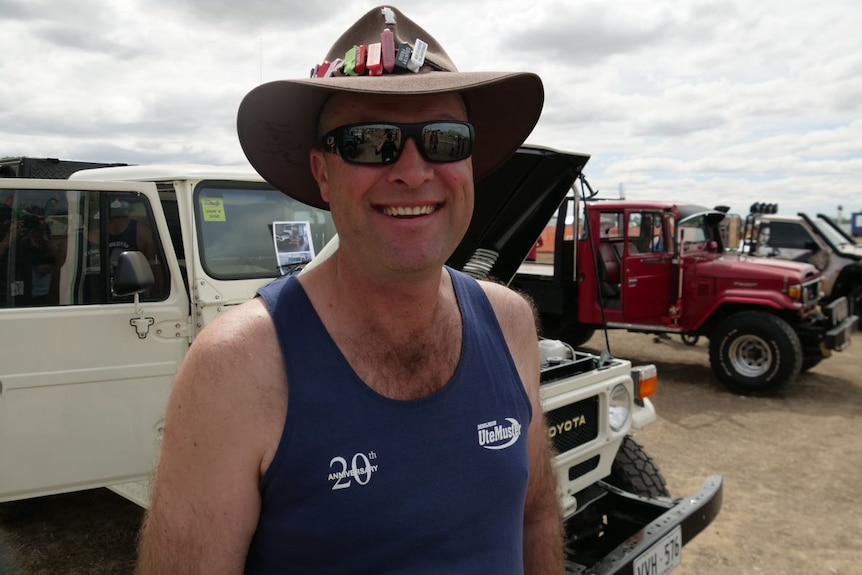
[195,182,336,280]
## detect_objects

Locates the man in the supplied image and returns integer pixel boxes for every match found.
[374,128,399,163]
[652,217,665,252]
[137,6,561,574]
[85,198,163,302]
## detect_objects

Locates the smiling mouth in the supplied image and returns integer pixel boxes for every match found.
[381,205,439,218]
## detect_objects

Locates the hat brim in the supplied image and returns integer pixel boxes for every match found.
[237,71,543,210]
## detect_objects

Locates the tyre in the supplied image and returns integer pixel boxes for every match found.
[848,286,862,330]
[605,435,670,498]
[564,436,669,564]
[560,324,596,347]
[541,315,596,347]
[708,311,802,395]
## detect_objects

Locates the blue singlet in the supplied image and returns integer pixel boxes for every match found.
[246,267,532,574]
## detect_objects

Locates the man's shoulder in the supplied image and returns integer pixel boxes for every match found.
[192,297,275,357]
[474,276,527,303]
[179,297,284,405]
[467,277,534,331]
[445,267,526,306]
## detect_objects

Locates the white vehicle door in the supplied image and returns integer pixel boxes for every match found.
[0,180,188,502]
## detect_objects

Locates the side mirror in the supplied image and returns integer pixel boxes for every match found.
[113,251,155,297]
[706,240,719,253]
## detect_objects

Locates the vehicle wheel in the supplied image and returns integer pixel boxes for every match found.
[605,436,670,498]
[681,334,700,346]
[564,436,669,564]
[560,324,596,347]
[848,286,862,329]
[541,315,596,347]
[708,311,802,396]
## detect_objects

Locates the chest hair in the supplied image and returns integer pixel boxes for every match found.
[337,309,462,401]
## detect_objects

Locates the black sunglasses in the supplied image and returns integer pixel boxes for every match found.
[320,121,474,165]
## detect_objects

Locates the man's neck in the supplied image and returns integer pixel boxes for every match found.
[302,251,450,338]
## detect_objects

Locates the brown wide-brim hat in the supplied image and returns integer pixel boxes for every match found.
[237,5,544,210]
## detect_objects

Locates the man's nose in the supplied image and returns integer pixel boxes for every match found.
[388,138,433,187]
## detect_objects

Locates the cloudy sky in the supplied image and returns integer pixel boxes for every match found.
[2,0,860,218]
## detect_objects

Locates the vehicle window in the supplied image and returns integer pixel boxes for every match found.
[195,183,337,280]
[645,213,667,253]
[599,213,623,238]
[626,213,646,249]
[624,212,667,254]
[767,222,815,250]
[679,215,709,253]
[0,189,168,308]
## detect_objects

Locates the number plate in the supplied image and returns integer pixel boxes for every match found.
[633,526,682,575]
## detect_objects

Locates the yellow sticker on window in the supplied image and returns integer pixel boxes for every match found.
[201,198,226,222]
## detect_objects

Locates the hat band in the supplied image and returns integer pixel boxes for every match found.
[311,35,446,78]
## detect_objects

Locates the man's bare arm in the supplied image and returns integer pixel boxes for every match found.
[482,282,564,574]
[521,362,565,575]
[137,299,285,574]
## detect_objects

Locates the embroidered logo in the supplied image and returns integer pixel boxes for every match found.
[477,418,522,450]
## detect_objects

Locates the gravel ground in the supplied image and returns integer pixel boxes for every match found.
[1,330,860,574]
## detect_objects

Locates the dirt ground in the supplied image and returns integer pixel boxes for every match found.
[0,330,860,574]
[581,329,862,575]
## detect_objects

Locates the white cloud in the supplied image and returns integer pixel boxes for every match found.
[1,0,860,218]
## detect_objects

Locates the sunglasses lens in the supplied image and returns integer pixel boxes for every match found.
[333,124,401,164]
[421,122,473,162]
[325,122,473,165]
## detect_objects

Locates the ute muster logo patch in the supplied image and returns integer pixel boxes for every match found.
[477,418,522,450]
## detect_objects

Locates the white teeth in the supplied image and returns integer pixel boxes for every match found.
[383,205,436,217]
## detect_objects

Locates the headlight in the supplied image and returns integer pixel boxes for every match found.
[787,284,802,302]
[608,384,631,432]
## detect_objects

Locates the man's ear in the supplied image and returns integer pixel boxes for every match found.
[310,150,331,203]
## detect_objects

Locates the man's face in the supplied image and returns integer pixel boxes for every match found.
[310,92,474,278]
